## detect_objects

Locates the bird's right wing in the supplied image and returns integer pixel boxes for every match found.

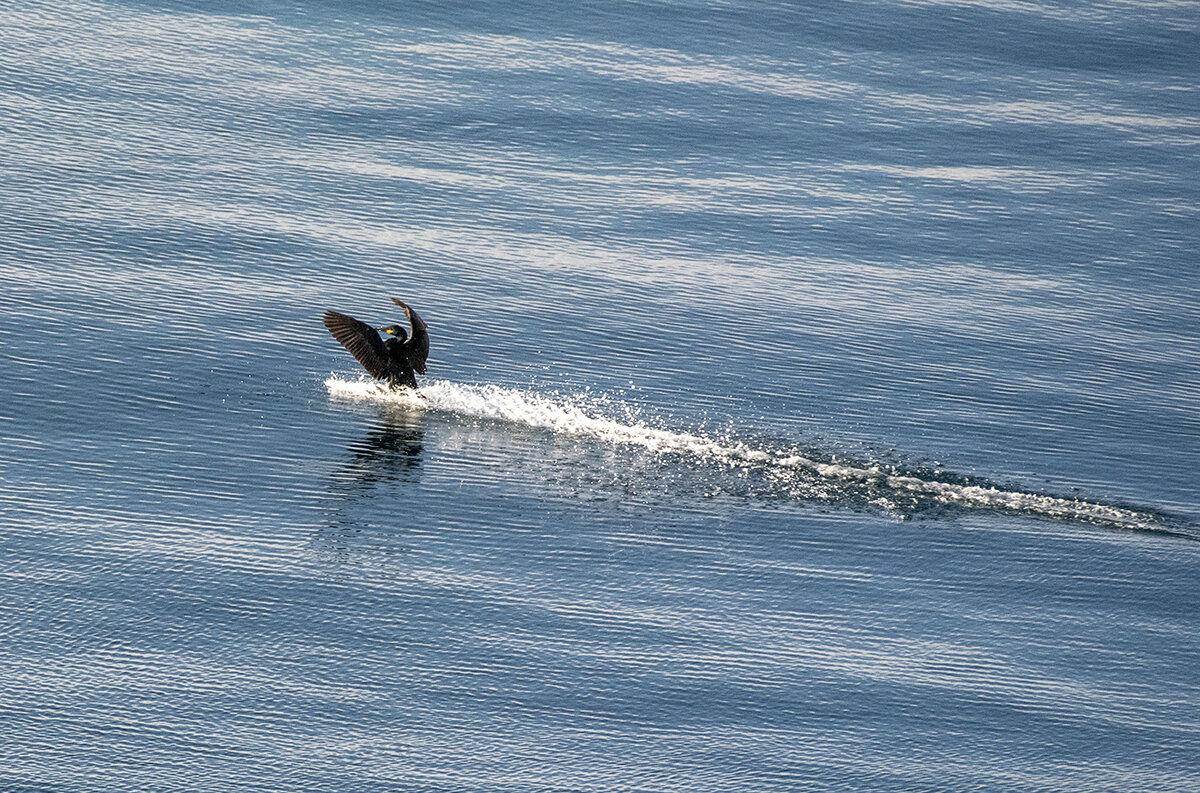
[322,310,390,379]
[391,298,429,374]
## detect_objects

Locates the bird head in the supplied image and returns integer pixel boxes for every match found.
[379,324,408,342]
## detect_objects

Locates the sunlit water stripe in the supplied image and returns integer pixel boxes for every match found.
[327,377,1177,535]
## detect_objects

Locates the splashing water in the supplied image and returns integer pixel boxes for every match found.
[327,376,1179,535]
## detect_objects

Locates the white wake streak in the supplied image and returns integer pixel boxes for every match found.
[326,377,1158,531]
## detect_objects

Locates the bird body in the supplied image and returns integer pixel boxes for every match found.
[323,298,429,390]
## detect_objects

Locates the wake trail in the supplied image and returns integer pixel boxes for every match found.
[327,377,1183,536]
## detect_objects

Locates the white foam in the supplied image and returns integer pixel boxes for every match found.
[327,376,735,458]
[326,376,1160,531]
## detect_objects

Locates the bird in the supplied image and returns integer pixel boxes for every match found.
[323,298,429,390]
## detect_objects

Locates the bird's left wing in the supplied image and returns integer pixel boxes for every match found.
[391,298,429,374]
[322,310,390,379]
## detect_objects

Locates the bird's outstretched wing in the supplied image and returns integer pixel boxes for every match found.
[391,298,429,374]
[322,310,390,379]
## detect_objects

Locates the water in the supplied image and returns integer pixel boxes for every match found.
[2,1,1199,790]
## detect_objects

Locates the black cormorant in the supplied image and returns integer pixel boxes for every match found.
[323,298,429,390]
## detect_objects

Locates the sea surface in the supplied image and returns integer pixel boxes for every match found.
[2,1,1199,790]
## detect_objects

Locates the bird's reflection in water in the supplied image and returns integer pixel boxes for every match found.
[319,406,426,564]
[340,407,426,489]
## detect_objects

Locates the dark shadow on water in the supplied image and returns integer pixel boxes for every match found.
[339,407,426,489]
[317,405,427,563]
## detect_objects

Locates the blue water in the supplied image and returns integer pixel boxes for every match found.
[2,0,1199,790]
